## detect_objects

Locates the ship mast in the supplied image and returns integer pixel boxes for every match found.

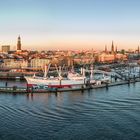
[55,65,62,79]
[44,63,51,78]
[80,67,86,77]
[82,68,85,77]
[90,64,94,79]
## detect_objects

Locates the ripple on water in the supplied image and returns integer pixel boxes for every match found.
[0,83,140,140]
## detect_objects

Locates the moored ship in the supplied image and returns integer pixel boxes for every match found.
[25,65,87,88]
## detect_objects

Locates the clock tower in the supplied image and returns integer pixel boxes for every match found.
[17,35,22,52]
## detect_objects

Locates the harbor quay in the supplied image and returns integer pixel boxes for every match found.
[0,61,140,94]
[0,78,139,94]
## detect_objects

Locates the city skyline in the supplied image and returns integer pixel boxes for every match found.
[0,0,140,50]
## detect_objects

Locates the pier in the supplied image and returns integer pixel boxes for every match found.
[0,78,140,94]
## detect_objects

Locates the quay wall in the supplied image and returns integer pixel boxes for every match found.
[0,79,139,93]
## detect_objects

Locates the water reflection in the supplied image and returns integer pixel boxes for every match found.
[0,79,26,87]
[0,82,140,140]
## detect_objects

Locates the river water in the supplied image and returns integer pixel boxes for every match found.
[0,80,140,140]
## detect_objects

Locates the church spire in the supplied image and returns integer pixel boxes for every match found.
[111,41,114,54]
[17,35,21,52]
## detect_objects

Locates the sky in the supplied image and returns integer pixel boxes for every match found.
[0,0,140,50]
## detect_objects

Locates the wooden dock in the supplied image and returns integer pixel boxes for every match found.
[0,79,139,94]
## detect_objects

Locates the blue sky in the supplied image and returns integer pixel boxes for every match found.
[0,0,140,50]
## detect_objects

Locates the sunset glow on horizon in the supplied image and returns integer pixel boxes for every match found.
[0,0,140,50]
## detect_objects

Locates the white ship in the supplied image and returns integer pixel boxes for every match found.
[25,65,87,88]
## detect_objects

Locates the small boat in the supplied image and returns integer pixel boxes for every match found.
[15,77,20,81]
[100,74,111,83]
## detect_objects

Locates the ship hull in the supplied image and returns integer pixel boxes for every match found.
[25,76,86,88]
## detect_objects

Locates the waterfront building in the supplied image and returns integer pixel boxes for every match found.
[98,53,127,63]
[1,59,28,68]
[98,53,115,62]
[30,58,50,69]
[97,41,128,63]
[59,56,74,66]
[1,45,10,53]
